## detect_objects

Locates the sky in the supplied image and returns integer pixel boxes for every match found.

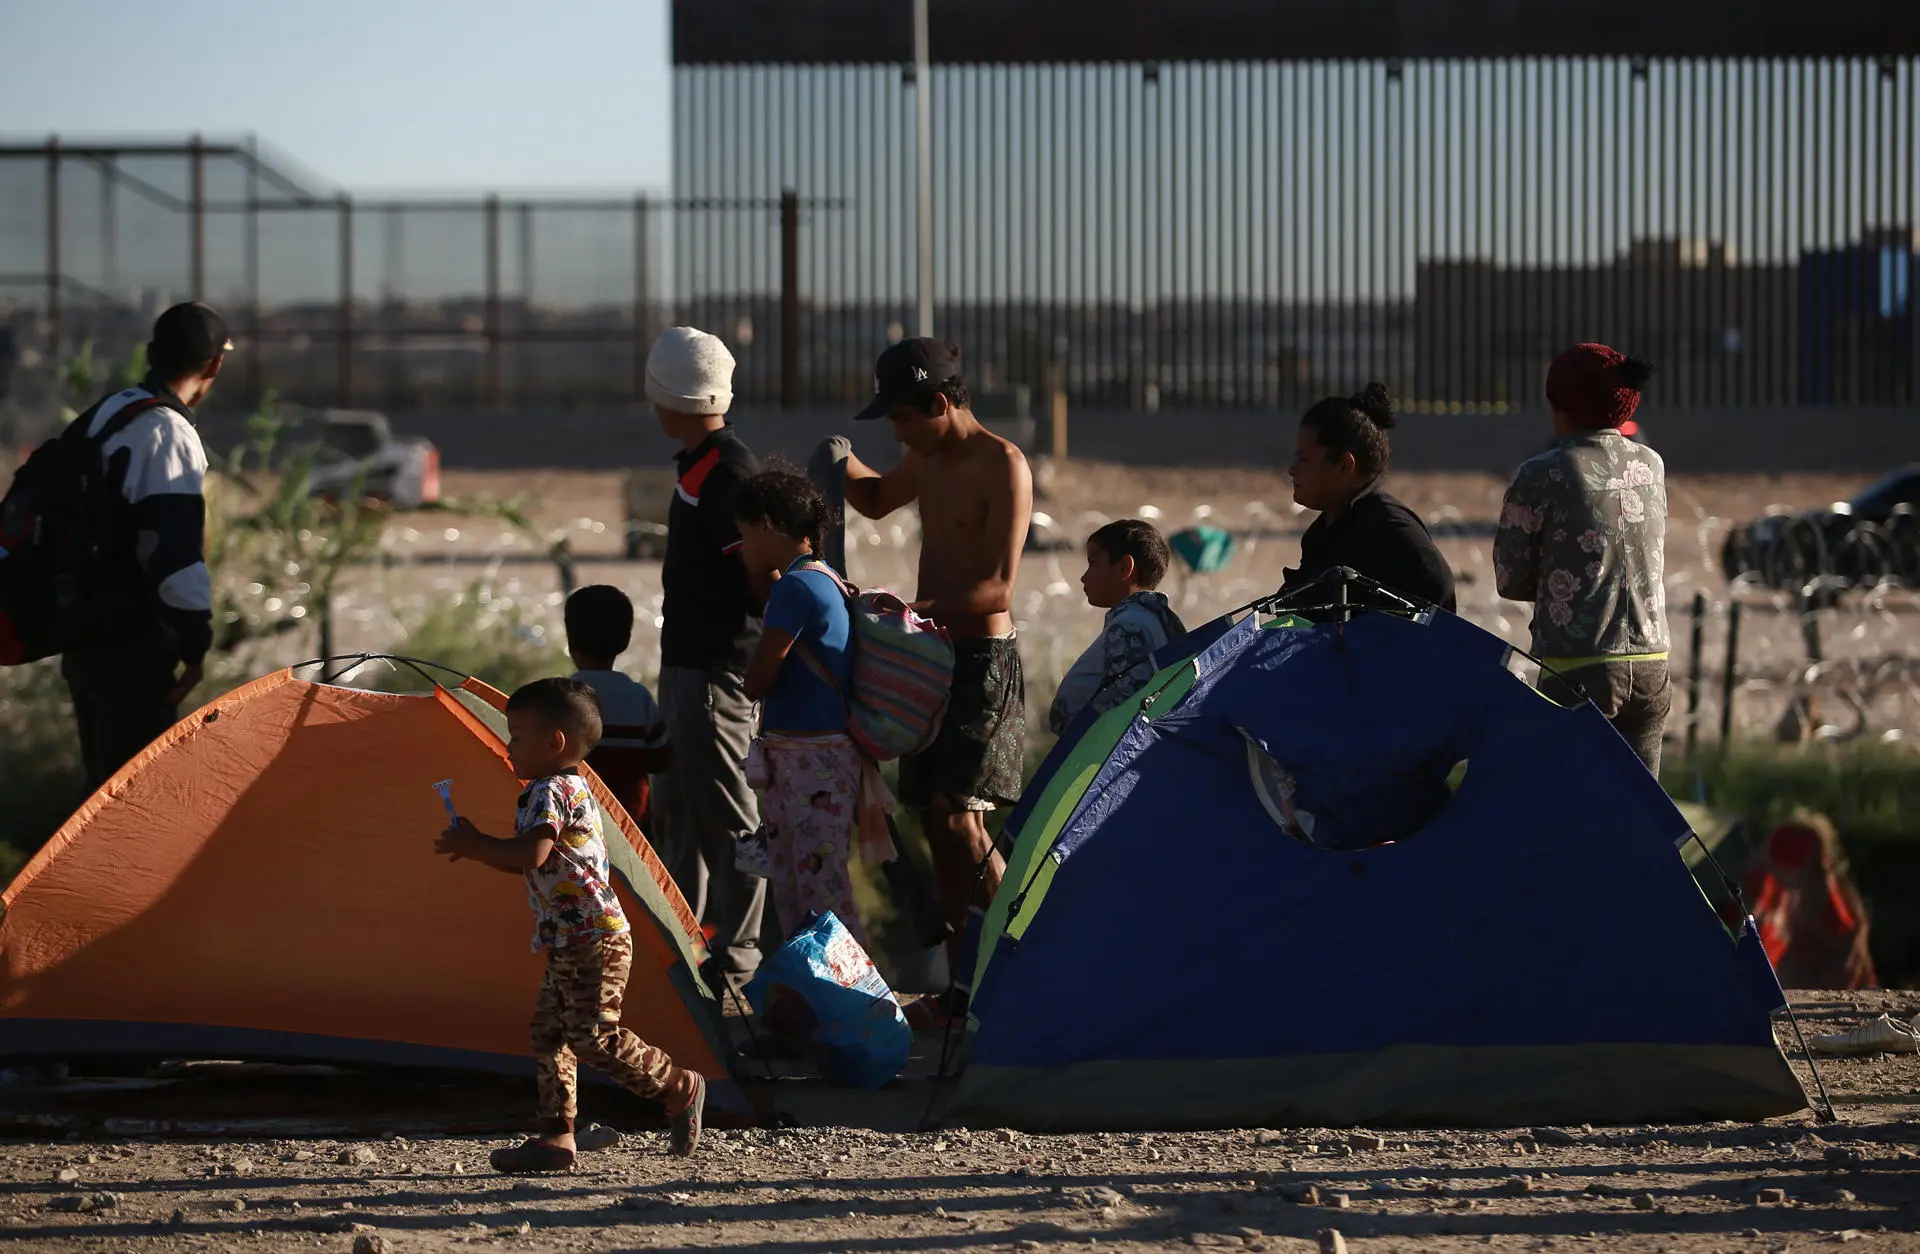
[0,0,676,193]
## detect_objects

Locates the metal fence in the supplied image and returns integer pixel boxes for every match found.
[4,57,1918,416]
[678,57,1920,412]
[0,139,795,415]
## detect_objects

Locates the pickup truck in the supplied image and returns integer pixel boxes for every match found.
[283,408,441,510]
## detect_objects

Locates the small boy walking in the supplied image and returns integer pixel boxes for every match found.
[435,678,706,1173]
[1049,520,1188,734]
[566,585,673,832]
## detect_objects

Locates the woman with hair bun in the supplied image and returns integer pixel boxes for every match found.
[1282,382,1457,611]
[1494,342,1669,773]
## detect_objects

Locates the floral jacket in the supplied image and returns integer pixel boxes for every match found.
[1493,430,1670,663]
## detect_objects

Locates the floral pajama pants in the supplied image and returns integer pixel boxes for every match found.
[762,738,870,949]
[531,932,675,1124]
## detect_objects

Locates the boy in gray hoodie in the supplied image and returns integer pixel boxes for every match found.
[1049,520,1188,734]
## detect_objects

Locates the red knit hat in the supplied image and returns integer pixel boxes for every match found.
[1545,342,1651,430]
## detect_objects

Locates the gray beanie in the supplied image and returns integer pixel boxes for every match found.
[645,326,735,414]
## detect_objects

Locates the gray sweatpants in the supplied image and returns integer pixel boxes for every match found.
[653,665,767,977]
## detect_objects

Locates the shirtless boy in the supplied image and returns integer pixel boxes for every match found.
[841,339,1033,969]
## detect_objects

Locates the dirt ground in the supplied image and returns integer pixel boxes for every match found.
[409,462,1918,743]
[434,464,1876,557]
[2,991,1919,1254]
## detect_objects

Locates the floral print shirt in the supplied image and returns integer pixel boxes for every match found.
[1493,430,1670,662]
[518,772,630,952]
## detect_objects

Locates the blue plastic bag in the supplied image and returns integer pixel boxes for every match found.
[745,912,911,1089]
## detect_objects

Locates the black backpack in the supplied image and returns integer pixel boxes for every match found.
[0,395,166,665]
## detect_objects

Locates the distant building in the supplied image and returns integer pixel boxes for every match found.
[1799,228,1917,404]
[1414,238,1801,407]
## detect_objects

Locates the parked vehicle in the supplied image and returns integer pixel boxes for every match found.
[1722,464,1920,592]
[284,408,441,510]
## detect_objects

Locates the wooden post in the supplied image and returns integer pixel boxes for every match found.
[633,194,650,403]
[1685,591,1705,760]
[1718,600,1742,743]
[1799,590,1824,663]
[318,592,335,683]
[484,194,502,410]
[244,138,260,404]
[188,133,206,299]
[101,155,117,294]
[780,189,799,410]
[1049,388,1069,460]
[46,136,60,363]
[519,202,533,402]
[338,194,353,405]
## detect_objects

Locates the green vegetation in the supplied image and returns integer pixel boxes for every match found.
[1668,741,1918,851]
[0,660,84,881]
[381,581,569,695]
[1668,741,1920,983]
[0,391,575,863]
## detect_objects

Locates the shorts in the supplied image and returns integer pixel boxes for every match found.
[898,635,1027,812]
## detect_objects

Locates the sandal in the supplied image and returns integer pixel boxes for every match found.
[489,1137,576,1175]
[670,1073,706,1157]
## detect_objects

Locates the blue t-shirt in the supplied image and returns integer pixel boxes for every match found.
[762,559,852,732]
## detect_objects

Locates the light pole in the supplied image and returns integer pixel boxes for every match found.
[913,0,933,338]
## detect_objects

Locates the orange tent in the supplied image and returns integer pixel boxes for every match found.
[0,665,738,1109]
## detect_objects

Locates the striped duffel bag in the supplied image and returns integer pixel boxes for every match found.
[797,561,954,760]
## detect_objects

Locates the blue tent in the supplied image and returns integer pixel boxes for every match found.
[953,597,1806,1130]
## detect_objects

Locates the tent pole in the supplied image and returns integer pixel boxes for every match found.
[1778,997,1840,1123]
[1691,829,1838,1124]
[1719,601,1742,742]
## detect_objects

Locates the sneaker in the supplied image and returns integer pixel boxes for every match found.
[670,1073,706,1158]
[575,1123,621,1152]
[1808,1014,1919,1057]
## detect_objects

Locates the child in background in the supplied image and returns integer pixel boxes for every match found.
[435,678,705,1173]
[732,465,873,949]
[1049,519,1188,734]
[566,586,673,832]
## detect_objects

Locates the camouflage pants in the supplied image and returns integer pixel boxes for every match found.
[532,932,675,1123]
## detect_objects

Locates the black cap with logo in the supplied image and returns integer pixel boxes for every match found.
[148,302,233,375]
[854,337,961,421]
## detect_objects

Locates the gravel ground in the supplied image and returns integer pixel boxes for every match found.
[2,993,1918,1254]
[397,464,1919,742]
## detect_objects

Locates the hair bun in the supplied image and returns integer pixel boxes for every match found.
[1617,357,1655,390]
[1351,382,1397,429]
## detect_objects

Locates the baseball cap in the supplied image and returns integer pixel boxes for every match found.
[149,302,233,373]
[854,337,961,421]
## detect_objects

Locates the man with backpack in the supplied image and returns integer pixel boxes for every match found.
[21,304,226,788]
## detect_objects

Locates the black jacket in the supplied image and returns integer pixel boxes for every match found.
[661,426,760,670]
[1283,482,1457,612]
